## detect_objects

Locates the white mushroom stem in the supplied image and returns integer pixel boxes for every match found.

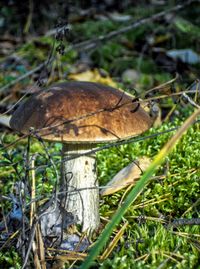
[61,144,100,233]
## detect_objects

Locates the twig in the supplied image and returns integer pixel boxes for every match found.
[0,62,46,94]
[21,140,60,268]
[167,218,200,228]
[2,118,199,168]
[0,195,9,233]
[30,155,36,227]
[24,0,34,34]
[60,119,200,163]
[22,194,59,269]
[14,87,194,136]
[0,84,39,116]
[182,198,200,217]
[65,0,198,53]
[0,87,180,123]
[30,155,42,269]
[22,219,38,269]
[144,73,179,97]
[100,222,128,261]
[36,224,46,269]
[157,244,181,269]
[0,0,197,95]
[0,34,55,98]
[20,136,31,263]
[30,155,46,268]
[182,92,200,108]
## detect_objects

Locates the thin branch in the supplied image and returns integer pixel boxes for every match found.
[0,0,197,95]
[21,88,194,135]
[66,0,198,52]
[182,92,200,108]
[167,218,200,228]
[34,119,199,171]
[0,62,46,94]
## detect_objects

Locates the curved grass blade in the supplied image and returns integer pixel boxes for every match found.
[80,108,200,269]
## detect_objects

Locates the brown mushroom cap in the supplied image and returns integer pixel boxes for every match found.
[10,81,152,143]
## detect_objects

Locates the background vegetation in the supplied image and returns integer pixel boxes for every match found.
[0,1,199,268]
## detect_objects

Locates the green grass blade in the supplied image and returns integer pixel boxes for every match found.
[80,108,200,269]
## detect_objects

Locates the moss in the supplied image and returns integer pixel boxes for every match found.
[1,3,200,267]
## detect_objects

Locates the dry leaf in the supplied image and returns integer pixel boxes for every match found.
[100,157,151,196]
[68,68,117,88]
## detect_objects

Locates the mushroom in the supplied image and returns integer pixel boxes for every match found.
[9,81,152,234]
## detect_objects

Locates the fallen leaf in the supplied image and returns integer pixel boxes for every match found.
[100,157,151,196]
[166,49,200,65]
[68,68,117,88]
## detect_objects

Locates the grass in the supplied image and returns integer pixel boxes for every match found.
[80,109,200,269]
[0,2,200,268]
[0,108,199,268]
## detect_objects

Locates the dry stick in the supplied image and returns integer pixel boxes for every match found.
[0,0,197,95]
[157,244,181,269]
[100,222,128,261]
[22,219,38,269]
[0,62,46,94]
[79,108,200,269]
[0,230,20,251]
[2,118,200,169]
[167,218,200,228]
[25,88,194,136]
[182,92,200,108]
[168,82,200,119]
[60,119,200,164]
[66,0,198,53]
[144,73,179,97]
[22,195,59,269]
[22,140,60,269]
[8,118,195,174]
[0,32,56,101]
[30,155,36,226]
[30,155,42,269]
[36,224,46,269]
[19,136,31,264]
[30,156,46,269]
[1,87,198,147]
[182,198,200,217]
[0,40,56,114]
[30,81,195,133]
[23,0,34,34]
[0,195,9,233]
